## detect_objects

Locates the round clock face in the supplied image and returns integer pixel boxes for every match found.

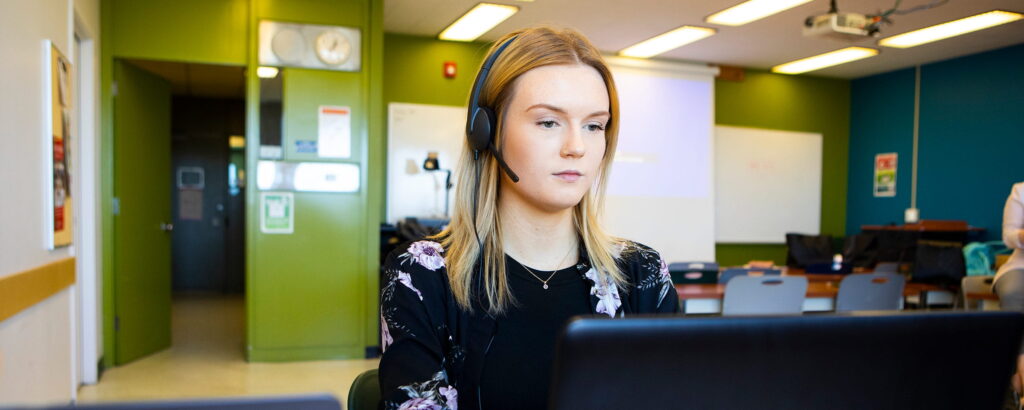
[315,31,351,66]
[271,28,305,64]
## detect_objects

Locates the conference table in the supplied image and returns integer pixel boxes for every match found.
[675,274,944,314]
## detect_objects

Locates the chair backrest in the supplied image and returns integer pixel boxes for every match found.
[912,240,966,285]
[835,273,906,312]
[961,275,996,309]
[873,262,900,273]
[786,233,833,268]
[347,368,380,410]
[669,261,720,285]
[722,275,808,316]
[718,267,781,284]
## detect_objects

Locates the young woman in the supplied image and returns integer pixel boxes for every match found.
[378,26,680,410]
[993,182,1024,405]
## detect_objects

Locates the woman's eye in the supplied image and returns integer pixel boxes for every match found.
[587,123,606,132]
[537,120,558,129]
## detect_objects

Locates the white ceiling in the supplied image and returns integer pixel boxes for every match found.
[384,0,1024,78]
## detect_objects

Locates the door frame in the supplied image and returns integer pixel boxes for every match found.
[73,10,101,387]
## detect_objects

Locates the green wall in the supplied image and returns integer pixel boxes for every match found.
[102,0,383,364]
[715,70,850,266]
[383,34,489,107]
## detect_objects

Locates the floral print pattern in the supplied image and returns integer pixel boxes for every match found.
[400,240,447,271]
[392,370,458,410]
[381,311,394,349]
[397,271,424,301]
[584,267,622,317]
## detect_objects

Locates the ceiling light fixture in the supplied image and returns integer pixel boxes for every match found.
[772,47,879,75]
[706,0,815,26]
[438,3,519,42]
[619,26,717,58]
[879,10,1023,48]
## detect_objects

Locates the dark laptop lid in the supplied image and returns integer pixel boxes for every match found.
[550,312,1024,410]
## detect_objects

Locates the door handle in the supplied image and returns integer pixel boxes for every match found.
[160,222,174,232]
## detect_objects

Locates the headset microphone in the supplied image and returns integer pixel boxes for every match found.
[467,36,520,183]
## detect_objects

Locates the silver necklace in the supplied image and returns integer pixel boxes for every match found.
[514,246,575,290]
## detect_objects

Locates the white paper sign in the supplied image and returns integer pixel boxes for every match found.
[318,105,351,158]
[260,192,294,234]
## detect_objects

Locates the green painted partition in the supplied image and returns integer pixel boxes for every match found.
[245,0,383,361]
[101,0,384,365]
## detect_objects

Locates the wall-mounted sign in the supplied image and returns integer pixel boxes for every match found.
[260,192,294,234]
[874,153,897,197]
[318,106,351,158]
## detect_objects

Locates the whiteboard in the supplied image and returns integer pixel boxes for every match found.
[386,102,466,224]
[714,125,822,243]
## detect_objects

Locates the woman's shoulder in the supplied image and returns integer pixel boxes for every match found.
[613,239,669,282]
[384,238,451,293]
[614,239,662,263]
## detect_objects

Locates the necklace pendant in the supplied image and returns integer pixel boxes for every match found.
[543,283,549,290]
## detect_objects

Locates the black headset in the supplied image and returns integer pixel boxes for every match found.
[466,36,520,183]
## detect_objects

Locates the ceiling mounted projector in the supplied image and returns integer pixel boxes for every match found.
[803,12,880,41]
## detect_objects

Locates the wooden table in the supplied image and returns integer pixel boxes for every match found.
[675,281,943,314]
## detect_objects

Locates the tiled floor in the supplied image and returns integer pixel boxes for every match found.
[77,294,379,404]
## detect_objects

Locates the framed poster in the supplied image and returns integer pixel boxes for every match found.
[874,153,897,197]
[44,40,73,249]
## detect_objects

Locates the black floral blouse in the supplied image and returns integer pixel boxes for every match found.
[378,239,680,410]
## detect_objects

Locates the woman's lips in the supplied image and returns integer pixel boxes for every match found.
[554,171,582,182]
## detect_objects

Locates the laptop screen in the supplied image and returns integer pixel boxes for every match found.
[550,312,1024,410]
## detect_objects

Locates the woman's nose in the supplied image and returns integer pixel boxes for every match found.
[561,126,586,158]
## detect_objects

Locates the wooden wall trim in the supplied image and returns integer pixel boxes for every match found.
[0,257,76,322]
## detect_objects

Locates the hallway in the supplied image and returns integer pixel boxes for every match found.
[77,295,378,403]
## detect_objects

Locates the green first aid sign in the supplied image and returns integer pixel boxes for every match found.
[261,192,294,234]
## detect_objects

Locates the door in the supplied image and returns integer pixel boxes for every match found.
[172,132,228,291]
[113,60,172,364]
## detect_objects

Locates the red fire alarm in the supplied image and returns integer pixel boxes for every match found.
[443,61,457,78]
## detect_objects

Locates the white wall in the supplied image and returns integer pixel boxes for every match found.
[0,0,100,405]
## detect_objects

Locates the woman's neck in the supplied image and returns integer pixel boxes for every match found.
[498,194,579,271]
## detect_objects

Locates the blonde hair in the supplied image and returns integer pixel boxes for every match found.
[433,26,626,315]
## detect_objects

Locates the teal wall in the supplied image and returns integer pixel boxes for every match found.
[847,44,1024,238]
[715,70,851,266]
[102,0,384,364]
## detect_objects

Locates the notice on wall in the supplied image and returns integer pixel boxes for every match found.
[874,153,897,197]
[179,190,203,221]
[47,41,73,248]
[260,192,294,234]
[318,105,351,158]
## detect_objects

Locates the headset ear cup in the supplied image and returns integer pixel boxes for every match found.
[469,106,495,153]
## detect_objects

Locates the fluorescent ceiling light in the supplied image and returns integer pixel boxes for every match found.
[706,0,815,26]
[256,66,279,78]
[772,47,879,75]
[439,3,519,42]
[619,26,717,58]
[879,10,1023,48]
